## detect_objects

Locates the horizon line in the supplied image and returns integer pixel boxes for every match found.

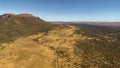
[1,13,120,23]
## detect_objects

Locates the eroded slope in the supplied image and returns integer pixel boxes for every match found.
[0,24,120,68]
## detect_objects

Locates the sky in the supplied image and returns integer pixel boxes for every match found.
[0,0,120,22]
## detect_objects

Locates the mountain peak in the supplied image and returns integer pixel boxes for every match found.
[0,13,35,18]
[0,13,46,25]
[0,14,16,18]
[17,14,33,17]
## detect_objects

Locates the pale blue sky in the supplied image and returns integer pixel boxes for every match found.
[0,0,120,21]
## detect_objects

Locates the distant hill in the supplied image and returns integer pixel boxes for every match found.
[82,22,120,27]
[51,21,120,27]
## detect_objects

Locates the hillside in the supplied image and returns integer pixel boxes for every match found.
[0,14,120,68]
[0,14,51,43]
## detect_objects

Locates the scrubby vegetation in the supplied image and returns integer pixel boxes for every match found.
[0,14,120,68]
[74,39,120,68]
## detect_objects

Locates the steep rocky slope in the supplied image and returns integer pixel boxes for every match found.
[0,14,51,43]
